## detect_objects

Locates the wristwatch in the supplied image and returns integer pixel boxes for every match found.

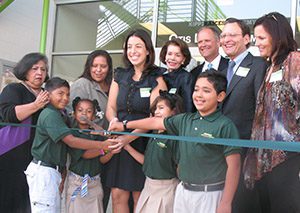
[122,120,128,131]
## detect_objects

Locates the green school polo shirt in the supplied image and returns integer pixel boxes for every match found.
[143,132,178,179]
[68,130,105,177]
[31,105,71,167]
[164,109,241,184]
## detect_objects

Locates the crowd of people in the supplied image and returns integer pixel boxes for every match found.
[0,11,299,213]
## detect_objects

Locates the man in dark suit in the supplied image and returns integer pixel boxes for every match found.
[191,26,228,81]
[220,18,268,213]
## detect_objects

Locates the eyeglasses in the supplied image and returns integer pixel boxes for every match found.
[220,33,243,39]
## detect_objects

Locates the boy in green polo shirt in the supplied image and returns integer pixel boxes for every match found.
[109,70,241,213]
[25,77,115,213]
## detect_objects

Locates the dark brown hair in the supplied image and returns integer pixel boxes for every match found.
[159,38,191,67]
[123,29,156,73]
[150,90,184,116]
[14,52,49,81]
[45,77,69,92]
[197,69,227,94]
[224,18,251,48]
[80,49,113,86]
[254,12,298,66]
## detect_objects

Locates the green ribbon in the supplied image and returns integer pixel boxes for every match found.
[1,122,299,152]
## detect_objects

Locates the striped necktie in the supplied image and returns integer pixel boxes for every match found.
[80,174,88,197]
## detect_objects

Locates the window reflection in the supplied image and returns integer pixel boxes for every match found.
[52,0,292,78]
[156,0,291,48]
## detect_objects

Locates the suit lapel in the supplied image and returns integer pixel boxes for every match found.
[199,62,204,73]
[191,62,204,80]
[227,73,243,94]
[226,53,253,95]
[218,57,229,71]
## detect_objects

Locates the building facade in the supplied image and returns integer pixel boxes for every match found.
[1,0,300,82]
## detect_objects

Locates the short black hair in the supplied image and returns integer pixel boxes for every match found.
[45,77,69,92]
[72,96,99,113]
[14,52,49,81]
[196,70,227,94]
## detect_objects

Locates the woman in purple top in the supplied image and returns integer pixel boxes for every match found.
[0,52,49,212]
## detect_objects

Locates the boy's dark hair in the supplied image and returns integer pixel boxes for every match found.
[14,52,49,81]
[150,90,184,116]
[159,38,191,67]
[45,77,70,92]
[197,70,227,94]
[72,96,100,113]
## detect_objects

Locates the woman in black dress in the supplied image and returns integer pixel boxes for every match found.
[159,38,194,112]
[0,53,49,212]
[106,29,167,212]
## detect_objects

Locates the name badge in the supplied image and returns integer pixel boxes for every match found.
[156,141,167,149]
[200,132,214,138]
[169,88,177,94]
[140,87,151,98]
[269,69,283,83]
[236,67,250,77]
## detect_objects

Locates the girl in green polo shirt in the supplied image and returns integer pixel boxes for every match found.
[131,90,184,213]
[66,97,114,213]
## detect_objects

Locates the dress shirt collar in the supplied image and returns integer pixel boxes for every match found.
[203,55,221,71]
[230,50,248,74]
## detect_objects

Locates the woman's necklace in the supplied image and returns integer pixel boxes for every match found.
[21,81,41,97]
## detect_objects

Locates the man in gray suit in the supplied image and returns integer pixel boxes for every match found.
[220,18,268,213]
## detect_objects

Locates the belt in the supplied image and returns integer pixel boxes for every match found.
[32,158,60,171]
[70,172,100,180]
[70,173,100,201]
[182,181,225,192]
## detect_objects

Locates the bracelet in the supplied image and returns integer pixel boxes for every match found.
[99,149,105,156]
